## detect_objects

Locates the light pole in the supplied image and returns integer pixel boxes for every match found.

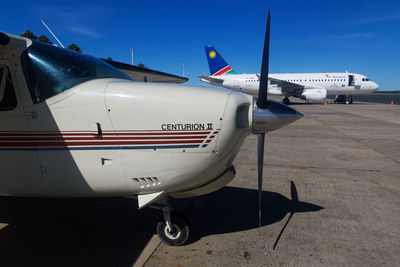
[130,48,135,66]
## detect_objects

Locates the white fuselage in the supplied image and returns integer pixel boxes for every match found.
[202,72,379,97]
[0,78,251,198]
[0,34,253,200]
[0,32,302,205]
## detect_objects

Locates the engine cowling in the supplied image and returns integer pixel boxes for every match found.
[300,87,327,101]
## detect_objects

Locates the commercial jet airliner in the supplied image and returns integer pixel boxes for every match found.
[199,46,379,104]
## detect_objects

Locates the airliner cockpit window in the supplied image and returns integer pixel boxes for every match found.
[21,41,132,104]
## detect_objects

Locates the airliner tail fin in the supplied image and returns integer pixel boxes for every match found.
[204,46,238,76]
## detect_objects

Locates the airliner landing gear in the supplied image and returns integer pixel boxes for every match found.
[155,202,189,246]
[347,95,353,104]
[283,97,291,105]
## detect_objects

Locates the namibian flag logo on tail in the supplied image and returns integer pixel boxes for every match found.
[205,46,239,76]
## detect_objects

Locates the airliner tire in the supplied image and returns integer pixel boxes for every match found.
[283,98,290,105]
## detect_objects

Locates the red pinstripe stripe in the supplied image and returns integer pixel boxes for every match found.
[0,130,220,148]
[0,135,209,141]
[0,131,213,137]
[212,66,232,76]
[0,140,205,147]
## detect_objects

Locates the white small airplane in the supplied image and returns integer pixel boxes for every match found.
[0,11,302,246]
[199,46,379,105]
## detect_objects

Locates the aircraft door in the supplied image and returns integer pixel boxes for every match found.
[348,75,354,86]
[23,88,124,197]
[0,63,42,196]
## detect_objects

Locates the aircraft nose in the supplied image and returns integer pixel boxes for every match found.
[252,100,303,133]
[372,82,379,91]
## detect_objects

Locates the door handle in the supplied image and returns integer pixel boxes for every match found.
[96,122,102,138]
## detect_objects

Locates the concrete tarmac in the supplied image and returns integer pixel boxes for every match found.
[328,93,400,105]
[0,100,398,266]
[145,99,400,266]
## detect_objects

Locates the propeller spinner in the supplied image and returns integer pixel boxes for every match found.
[253,9,303,227]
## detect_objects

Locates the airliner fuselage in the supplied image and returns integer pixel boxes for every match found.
[202,72,379,97]
[200,46,379,104]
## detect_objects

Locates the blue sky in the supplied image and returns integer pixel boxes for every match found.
[1,0,399,90]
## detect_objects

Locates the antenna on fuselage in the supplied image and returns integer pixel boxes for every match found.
[41,19,65,48]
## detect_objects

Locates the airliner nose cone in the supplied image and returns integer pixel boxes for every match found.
[373,82,379,91]
[252,100,303,133]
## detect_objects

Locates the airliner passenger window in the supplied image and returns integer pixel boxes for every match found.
[0,65,17,111]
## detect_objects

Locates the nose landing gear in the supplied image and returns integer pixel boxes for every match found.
[152,200,190,246]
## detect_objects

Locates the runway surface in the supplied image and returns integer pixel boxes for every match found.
[145,98,400,266]
[0,99,399,266]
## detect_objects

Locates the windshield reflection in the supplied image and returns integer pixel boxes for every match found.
[21,42,132,103]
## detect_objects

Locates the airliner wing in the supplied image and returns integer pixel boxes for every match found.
[198,75,224,85]
[101,58,188,83]
[269,77,304,96]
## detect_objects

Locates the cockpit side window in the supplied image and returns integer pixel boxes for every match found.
[21,41,132,104]
[0,65,17,111]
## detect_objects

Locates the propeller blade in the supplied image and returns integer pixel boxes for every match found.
[257,8,271,109]
[257,132,265,227]
[256,9,271,227]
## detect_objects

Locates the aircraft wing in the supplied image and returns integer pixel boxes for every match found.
[198,75,224,85]
[101,58,188,83]
[269,77,304,96]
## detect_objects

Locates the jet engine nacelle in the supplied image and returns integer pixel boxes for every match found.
[300,87,327,101]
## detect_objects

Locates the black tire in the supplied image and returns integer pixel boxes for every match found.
[283,98,290,105]
[157,213,189,246]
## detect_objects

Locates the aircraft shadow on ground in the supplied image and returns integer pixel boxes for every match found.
[173,181,324,245]
[0,197,159,267]
[0,182,323,266]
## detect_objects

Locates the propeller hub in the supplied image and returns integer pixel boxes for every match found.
[252,99,303,133]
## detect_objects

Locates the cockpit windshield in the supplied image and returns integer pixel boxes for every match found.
[362,77,370,82]
[21,41,132,104]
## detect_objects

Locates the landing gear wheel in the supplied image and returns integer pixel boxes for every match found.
[157,213,189,246]
[283,97,290,105]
